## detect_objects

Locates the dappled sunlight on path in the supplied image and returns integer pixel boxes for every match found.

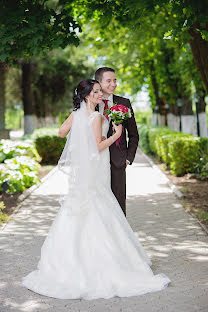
[0,149,208,311]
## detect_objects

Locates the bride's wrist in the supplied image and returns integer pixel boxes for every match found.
[112,133,119,141]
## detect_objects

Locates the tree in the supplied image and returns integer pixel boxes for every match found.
[68,0,207,134]
[0,62,9,137]
[69,0,208,92]
[32,47,96,124]
[0,0,80,134]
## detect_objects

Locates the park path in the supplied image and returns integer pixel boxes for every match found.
[0,149,208,312]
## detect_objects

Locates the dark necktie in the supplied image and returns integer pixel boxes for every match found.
[103,99,109,120]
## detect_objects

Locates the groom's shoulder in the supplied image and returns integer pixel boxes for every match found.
[113,94,130,107]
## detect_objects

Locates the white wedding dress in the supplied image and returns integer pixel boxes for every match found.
[22,111,170,300]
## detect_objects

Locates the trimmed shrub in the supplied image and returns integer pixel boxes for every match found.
[137,123,208,177]
[35,135,66,164]
[137,124,151,154]
[156,133,191,165]
[32,127,59,140]
[22,127,59,141]
[169,137,208,176]
[148,127,176,155]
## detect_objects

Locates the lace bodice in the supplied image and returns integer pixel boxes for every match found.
[88,111,109,137]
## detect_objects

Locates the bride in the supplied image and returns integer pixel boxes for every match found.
[22,78,170,300]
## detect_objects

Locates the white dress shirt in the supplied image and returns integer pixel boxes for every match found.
[99,94,114,116]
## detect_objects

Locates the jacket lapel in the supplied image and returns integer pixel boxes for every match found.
[113,94,119,105]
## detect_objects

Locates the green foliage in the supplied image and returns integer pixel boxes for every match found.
[0,201,9,225]
[169,137,208,176]
[32,47,96,117]
[21,127,59,141]
[0,0,80,63]
[137,124,175,155]
[137,124,208,177]
[134,110,152,125]
[194,155,208,180]
[59,112,71,126]
[0,140,41,194]
[0,156,40,193]
[35,135,66,164]
[137,124,151,154]
[5,109,23,130]
[31,127,59,140]
[148,127,176,155]
[0,139,39,163]
[70,0,208,108]
[156,133,192,165]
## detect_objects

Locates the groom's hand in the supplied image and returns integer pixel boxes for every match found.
[126,160,130,167]
[102,136,107,141]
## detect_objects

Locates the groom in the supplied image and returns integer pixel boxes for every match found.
[95,67,139,216]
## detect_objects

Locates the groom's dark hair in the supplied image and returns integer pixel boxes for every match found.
[95,67,115,82]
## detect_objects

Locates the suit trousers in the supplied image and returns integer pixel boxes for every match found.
[111,164,126,216]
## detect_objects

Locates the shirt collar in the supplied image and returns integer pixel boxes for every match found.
[103,94,113,103]
[108,94,113,103]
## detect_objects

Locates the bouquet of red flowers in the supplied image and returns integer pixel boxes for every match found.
[104,104,132,125]
[104,104,132,147]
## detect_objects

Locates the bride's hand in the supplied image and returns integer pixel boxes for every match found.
[113,122,122,138]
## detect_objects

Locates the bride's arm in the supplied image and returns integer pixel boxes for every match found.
[92,114,122,152]
[58,112,74,137]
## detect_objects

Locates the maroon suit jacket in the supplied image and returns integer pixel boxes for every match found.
[107,95,139,168]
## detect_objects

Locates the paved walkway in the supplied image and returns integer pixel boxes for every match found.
[1,149,208,312]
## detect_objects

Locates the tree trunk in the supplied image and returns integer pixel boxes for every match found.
[149,61,165,126]
[22,61,34,134]
[0,62,10,138]
[150,61,161,107]
[181,95,193,115]
[195,87,207,137]
[0,62,6,130]
[195,87,207,114]
[189,23,208,93]
[181,95,195,135]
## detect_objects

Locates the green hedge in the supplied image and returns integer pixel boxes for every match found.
[137,124,176,155]
[137,124,208,176]
[148,127,176,155]
[169,137,208,176]
[156,133,191,165]
[137,124,151,154]
[22,127,59,141]
[35,135,66,164]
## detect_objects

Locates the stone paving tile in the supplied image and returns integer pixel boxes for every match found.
[0,149,208,312]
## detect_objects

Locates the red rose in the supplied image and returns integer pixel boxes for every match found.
[110,106,119,112]
[117,105,128,113]
[110,104,128,113]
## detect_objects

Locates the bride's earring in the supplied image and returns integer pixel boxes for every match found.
[88,98,91,106]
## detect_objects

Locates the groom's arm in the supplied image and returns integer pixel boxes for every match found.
[126,99,139,164]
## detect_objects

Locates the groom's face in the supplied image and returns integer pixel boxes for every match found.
[100,71,117,97]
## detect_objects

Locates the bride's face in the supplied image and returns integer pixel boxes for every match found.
[87,83,103,105]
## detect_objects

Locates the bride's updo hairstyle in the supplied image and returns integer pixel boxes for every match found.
[73,78,100,110]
